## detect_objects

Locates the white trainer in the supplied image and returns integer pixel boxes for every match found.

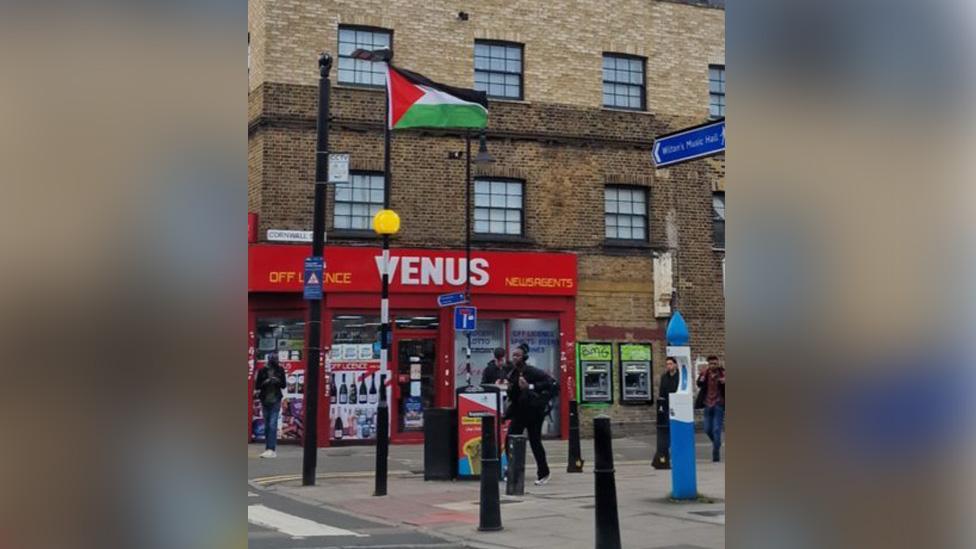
[534,474,551,486]
[259,449,276,458]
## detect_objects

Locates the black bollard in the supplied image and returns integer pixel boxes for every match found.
[478,415,503,531]
[652,397,671,470]
[567,399,584,473]
[505,434,527,496]
[593,416,621,549]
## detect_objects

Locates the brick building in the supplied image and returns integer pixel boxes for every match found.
[248,0,725,444]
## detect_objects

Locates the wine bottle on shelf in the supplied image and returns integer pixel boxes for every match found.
[333,412,343,440]
[368,374,378,404]
[338,374,348,404]
[358,376,368,403]
[348,374,358,405]
[347,409,357,437]
[329,375,337,404]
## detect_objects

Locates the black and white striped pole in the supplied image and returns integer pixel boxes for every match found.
[373,76,399,496]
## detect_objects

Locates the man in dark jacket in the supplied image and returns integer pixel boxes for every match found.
[481,347,512,385]
[695,355,726,462]
[504,345,555,485]
[254,354,287,458]
[653,356,682,469]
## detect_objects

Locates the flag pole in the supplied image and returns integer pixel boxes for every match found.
[374,56,392,498]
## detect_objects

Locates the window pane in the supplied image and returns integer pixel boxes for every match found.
[490,194,505,207]
[475,194,489,207]
[605,225,615,238]
[475,180,489,193]
[335,203,350,215]
[490,181,505,194]
[505,85,519,97]
[506,222,521,235]
[475,43,488,56]
[506,209,519,222]
[505,74,519,86]
[490,57,505,71]
[335,215,350,229]
[489,209,504,221]
[475,57,489,70]
[506,195,521,208]
[506,60,521,73]
[475,220,489,233]
[475,208,488,221]
[505,47,520,60]
[489,83,504,96]
[603,55,614,69]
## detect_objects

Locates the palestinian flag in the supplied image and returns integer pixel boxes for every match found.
[386,65,488,130]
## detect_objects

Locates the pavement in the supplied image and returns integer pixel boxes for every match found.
[248,434,725,549]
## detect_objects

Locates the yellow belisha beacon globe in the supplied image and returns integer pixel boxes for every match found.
[372,209,401,235]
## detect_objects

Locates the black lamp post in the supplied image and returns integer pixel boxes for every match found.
[463,131,494,386]
[302,52,332,487]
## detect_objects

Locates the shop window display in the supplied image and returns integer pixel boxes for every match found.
[454,318,561,437]
[252,318,306,443]
[328,314,384,442]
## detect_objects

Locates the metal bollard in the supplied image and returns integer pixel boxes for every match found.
[478,415,503,531]
[567,399,584,473]
[505,434,527,496]
[593,416,621,549]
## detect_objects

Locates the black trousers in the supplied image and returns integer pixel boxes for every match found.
[507,411,549,480]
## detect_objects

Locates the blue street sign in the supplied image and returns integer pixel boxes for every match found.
[303,257,324,300]
[437,291,468,307]
[652,118,725,168]
[454,306,477,331]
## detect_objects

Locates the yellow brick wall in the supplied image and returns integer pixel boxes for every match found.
[252,0,724,117]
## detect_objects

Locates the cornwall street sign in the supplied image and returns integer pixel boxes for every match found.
[437,291,468,307]
[652,118,725,168]
[303,257,324,300]
[454,306,477,331]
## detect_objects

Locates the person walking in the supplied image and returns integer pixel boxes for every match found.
[653,356,681,468]
[504,345,556,485]
[695,355,726,462]
[254,353,287,458]
[481,347,512,385]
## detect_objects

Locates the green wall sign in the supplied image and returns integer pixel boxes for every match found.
[619,343,651,362]
[579,343,612,361]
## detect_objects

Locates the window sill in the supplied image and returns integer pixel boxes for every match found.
[712,246,726,252]
[603,239,652,249]
[600,106,650,115]
[333,83,385,93]
[487,97,529,105]
[472,233,533,244]
[329,229,379,240]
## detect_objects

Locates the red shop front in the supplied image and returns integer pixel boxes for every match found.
[248,244,578,447]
